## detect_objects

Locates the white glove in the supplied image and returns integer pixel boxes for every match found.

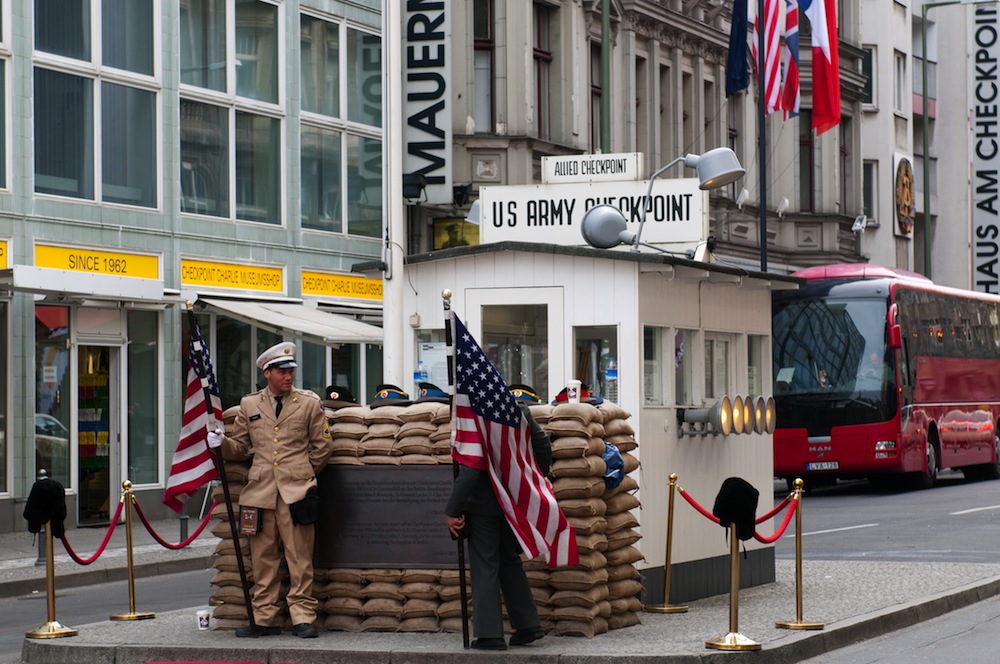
[207,429,224,449]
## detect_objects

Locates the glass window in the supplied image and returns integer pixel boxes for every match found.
[235,111,280,223]
[346,28,381,127]
[36,0,90,60]
[704,334,731,399]
[472,0,493,133]
[127,310,159,484]
[180,0,227,92]
[235,0,278,103]
[330,345,360,399]
[748,334,765,396]
[103,0,154,75]
[674,329,694,406]
[364,344,384,404]
[0,303,7,492]
[254,328,281,389]
[215,315,250,409]
[863,160,878,221]
[300,340,326,398]
[300,125,342,232]
[300,14,339,117]
[482,304,548,401]
[643,326,664,406]
[180,100,229,217]
[0,62,7,190]
[799,109,814,212]
[533,3,553,140]
[35,68,94,199]
[35,305,72,487]
[861,46,875,108]
[346,134,382,238]
[574,326,618,402]
[894,50,906,113]
[102,83,157,207]
[590,42,601,152]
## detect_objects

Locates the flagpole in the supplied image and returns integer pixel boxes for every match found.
[185,302,256,630]
[758,0,769,272]
[442,289,470,649]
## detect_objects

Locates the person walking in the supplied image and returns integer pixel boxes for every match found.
[209,341,333,638]
[444,383,551,650]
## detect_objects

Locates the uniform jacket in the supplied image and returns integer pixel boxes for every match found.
[222,387,333,509]
[446,404,552,518]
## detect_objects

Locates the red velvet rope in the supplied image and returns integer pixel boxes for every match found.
[757,494,792,524]
[132,499,220,550]
[753,498,799,544]
[677,487,720,524]
[60,500,125,565]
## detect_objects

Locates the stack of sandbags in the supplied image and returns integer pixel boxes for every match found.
[597,403,644,630]
[395,402,449,464]
[327,405,369,465]
[319,567,455,633]
[360,406,404,464]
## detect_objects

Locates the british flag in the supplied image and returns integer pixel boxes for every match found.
[163,310,223,513]
[781,0,801,119]
[449,310,578,568]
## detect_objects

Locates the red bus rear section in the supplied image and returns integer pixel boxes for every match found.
[772,264,1000,489]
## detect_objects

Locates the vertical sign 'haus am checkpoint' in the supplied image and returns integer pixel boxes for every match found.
[403,0,452,204]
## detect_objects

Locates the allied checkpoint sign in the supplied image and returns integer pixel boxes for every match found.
[478,178,709,247]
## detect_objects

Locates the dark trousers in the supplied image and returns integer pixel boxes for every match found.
[465,511,540,638]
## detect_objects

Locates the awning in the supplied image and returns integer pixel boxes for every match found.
[200,297,383,345]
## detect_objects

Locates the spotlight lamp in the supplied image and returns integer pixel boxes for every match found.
[581,147,745,253]
[677,394,776,437]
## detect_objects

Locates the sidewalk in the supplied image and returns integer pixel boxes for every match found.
[9,516,1000,663]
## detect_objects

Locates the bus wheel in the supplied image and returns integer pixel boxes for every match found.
[981,433,1000,480]
[914,440,939,489]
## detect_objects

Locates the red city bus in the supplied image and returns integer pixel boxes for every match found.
[771,263,1000,490]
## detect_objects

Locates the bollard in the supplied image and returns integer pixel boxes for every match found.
[34,469,48,566]
[705,523,760,651]
[110,481,155,621]
[775,478,824,630]
[25,520,78,639]
[179,514,189,543]
[644,474,688,613]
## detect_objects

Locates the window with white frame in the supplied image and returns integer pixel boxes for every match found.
[894,50,906,113]
[472,0,494,133]
[704,332,732,400]
[34,0,157,206]
[863,160,878,221]
[861,46,876,109]
[299,11,382,237]
[179,0,283,224]
[674,328,695,406]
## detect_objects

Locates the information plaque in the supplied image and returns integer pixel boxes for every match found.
[315,465,458,569]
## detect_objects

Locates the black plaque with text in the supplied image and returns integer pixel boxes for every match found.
[315,465,459,568]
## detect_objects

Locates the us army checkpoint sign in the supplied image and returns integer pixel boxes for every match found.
[478,178,709,247]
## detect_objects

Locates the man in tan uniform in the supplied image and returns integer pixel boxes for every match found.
[209,341,332,638]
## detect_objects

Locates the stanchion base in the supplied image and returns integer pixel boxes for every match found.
[775,619,824,630]
[26,621,79,639]
[110,611,155,621]
[705,632,761,651]
[643,603,689,614]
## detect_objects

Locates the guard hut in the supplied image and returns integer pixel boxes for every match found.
[390,151,803,603]
[400,239,799,604]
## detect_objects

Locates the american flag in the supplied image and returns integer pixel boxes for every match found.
[781,0,801,119]
[163,310,223,513]
[751,0,781,115]
[449,311,578,568]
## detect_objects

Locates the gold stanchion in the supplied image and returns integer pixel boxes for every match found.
[775,478,824,630]
[26,521,78,639]
[705,523,760,651]
[110,481,155,621]
[644,473,687,613]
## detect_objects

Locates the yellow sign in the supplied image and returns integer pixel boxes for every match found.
[301,270,383,301]
[181,258,284,292]
[35,243,159,279]
[0,240,7,270]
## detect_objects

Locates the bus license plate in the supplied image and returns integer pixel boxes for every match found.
[806,461,839,471]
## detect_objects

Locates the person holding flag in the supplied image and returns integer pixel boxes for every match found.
[208,341,333,639]
[445,309,577,650]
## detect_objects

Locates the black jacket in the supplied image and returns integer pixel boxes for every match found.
[23,478,68,538]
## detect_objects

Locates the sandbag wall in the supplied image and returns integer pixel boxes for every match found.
[209,400,642,636]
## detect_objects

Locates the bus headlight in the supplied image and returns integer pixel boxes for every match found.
[874,440,898,458]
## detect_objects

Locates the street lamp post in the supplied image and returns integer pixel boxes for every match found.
[920,0,998,280]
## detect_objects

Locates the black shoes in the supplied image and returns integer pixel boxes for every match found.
[471,637,508,650]
[235,624,281,638]
[292,622,319,638]
[510,627,545,646]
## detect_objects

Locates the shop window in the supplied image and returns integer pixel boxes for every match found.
[573,326,618,403]
[482,304,548,401]
[127,310,159,485]
[35,305,71,487]
[674,329,694,406]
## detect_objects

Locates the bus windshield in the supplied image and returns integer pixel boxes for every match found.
[772,295,897,432]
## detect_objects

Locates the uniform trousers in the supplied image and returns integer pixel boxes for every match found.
[248,493,318,626]
[465,511,540,638]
